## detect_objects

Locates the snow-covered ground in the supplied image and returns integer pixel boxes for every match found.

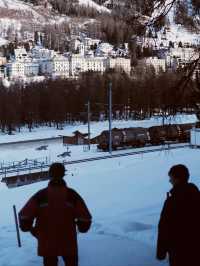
[0,0,46,21]
[150,0,200,45]
[0,114,197,144]
[0,0,70,42]
[0,138,188,169]
[0,0,33,10]
[79,0,111,13]
[0,147,200,265]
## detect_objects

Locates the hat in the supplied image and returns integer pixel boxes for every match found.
[49,163,65,179]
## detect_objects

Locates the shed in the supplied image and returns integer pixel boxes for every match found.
[191,128,200,148]
[63,131,89,145]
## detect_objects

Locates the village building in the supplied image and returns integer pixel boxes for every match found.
[144,57,167,73]
[0,56,7,66]
[39,59,53,76]
[52,55,70,78]
[108,57,131,74]
[63,131,89,145]
[84,57,107,73]
[7,59,40,79]
[32,46,55,59]
[70,54,86,76]
[14,48,28,61]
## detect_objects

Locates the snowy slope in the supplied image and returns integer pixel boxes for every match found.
[164,0,199,44]
[0,0,33,10]
[0,0,109,45]
[0,147,200,265]
[150,0,200,45]
[0,0,69,44]
[79,0,111,13]
[0,0,110,14]
[0,0,45,19]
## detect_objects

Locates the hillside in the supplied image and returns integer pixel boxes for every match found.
[0,0,199,49]
[148,0,200,45]
[0,0,70,44]
[79,0,110,13]
[0,0,52,20]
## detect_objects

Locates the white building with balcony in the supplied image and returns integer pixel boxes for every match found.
[84,57,107,73]
[52,55,70,78]
[7,59,39,79]
[108,57,131,74]
[144,57,166,73]
[70,54,86,77]
[169,47,199,62]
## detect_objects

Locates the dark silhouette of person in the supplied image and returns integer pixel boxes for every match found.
[157,164,200,266]
[19,163,92,266]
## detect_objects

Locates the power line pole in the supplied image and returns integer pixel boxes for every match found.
[87,101,91,150]
[109,82,112,154]
[13,205,22,248]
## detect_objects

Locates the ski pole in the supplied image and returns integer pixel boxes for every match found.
[13,205,22,247]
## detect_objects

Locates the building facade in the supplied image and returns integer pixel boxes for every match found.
[108,57,131,74]
[52,55,70,78]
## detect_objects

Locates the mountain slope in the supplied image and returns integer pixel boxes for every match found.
[0,0,70,45]
[78,0,110,13]
[148,0,199,45]
[0,0,35,10]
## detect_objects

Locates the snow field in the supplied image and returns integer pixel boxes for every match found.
[0,147,200,265]
[0,114,197,144]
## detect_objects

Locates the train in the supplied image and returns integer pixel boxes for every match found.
[97,123,195,151]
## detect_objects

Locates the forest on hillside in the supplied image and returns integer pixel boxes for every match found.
[18,1,200,50]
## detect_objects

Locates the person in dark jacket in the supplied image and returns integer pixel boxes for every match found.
[19,163,92,266]
[157,164,200,266]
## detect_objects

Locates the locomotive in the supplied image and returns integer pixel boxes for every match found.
[97,123,195,151]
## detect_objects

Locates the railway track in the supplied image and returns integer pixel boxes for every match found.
[0,143,190,179]
[65,143,189,165]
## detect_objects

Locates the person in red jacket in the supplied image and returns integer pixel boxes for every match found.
[19,162,92,266]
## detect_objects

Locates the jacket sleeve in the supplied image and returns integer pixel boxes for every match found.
[18,195,38,232]
[157,198,172,260]
[74,192,92,233]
